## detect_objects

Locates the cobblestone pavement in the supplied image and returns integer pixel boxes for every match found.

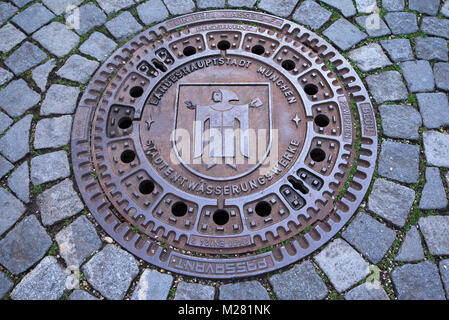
[0,0,448,300]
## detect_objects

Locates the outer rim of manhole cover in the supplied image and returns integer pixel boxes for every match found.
[71,10,378,279]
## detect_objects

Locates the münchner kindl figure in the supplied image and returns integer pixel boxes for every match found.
[185,89,262,169]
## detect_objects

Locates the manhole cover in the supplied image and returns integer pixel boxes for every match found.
[72,10,377,279]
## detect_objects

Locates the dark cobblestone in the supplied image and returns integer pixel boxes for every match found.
[269,261,328,300]
[97,0,135,14]
[365,71,408,103]
[434,62,449,91]
[10,256,67,300]
[380,38,414,62]
[131,269,173,300]
[11,0,33,7]
[37,178,84,226]
[12,3,55,35]
[442,1,449,17]
[34,115,72,149]
[355,16,391,37]
[394,226,424,262]
[0,111,12,135]
[0,215,52,275]
[105,12,143,42]
[7,162,30,204]
[137,0,169,25]
[315,239,369,293]
[258,0,298,17]
[293,1,332,31]
[0,68,13,86]
[0,156,13,179]
[70,2,107,35]
[219,281,270,300]
[0,79,40,118]
[0,120,12,144]
[348,43,392,72]
[355,0,377,14]
[408,0,440,15]
[174,282,215,300]
[0,188,25,236]
[42,0,83,15]
[378,141,420,184]
[417,93,449,128]
[415,37,448,62]
[32,22,80,58]
[55,215,102,267]
[421,17,449,39]
[345,283,389,300]
[439,259,449,297]
[384,12,418,35]
[69,290,98,300]
[228,0,257,8]
[0,3,18,25]
[368,178,415,227]
[30,151,71,186]
[197,0,225,8]
[164,0,195,15]
[379,104,422,140]
[323,18,367,51]
[82,244,139,300]
[423,131,449,168]
[0,114,32,163]
[320,0,356,17]
[419,216,449,255]
[0,272,13,299]
[382,0,404,11]
[32,59,56,91]
[0,23,26,54]
[5,42,46,75]
[56,55,99,84]
[40,84,80,116]
[400,60,435,93]
[392,262,446,300]
[79,32,117,62]
[342,212,396,264]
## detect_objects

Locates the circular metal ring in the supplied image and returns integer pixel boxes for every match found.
[71,10,378,279]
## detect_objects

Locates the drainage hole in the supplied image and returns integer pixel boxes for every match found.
[172,201,188,217]
[118,117,132,129]
[183,46,197,56]
[120,149,136,163]
[255,201,272,217]
[251,45,265,55]
[310,148,326,162]
[314,114,330,127]
[217,40,231,50]
[288,176,309,194]
[152,59,167,72]
[304,83,319,95]
[129,86,144,98]
[213,209,229,225]
[139,180,155,195]
[282,59,295,71]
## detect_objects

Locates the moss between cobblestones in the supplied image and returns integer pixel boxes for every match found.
[167,286,176,300]
[47,242,59,256]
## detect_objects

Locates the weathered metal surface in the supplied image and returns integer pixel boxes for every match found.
[71,10,377,279]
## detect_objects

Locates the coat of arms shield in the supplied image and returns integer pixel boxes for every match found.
[172,83,272,181]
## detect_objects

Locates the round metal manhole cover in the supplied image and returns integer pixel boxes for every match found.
[71,10,378,279]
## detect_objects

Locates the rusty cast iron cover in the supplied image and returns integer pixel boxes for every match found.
[71,10,378,279]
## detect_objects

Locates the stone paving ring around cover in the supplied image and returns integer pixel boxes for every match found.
[72,10,377,279]
[1,0,449,301]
